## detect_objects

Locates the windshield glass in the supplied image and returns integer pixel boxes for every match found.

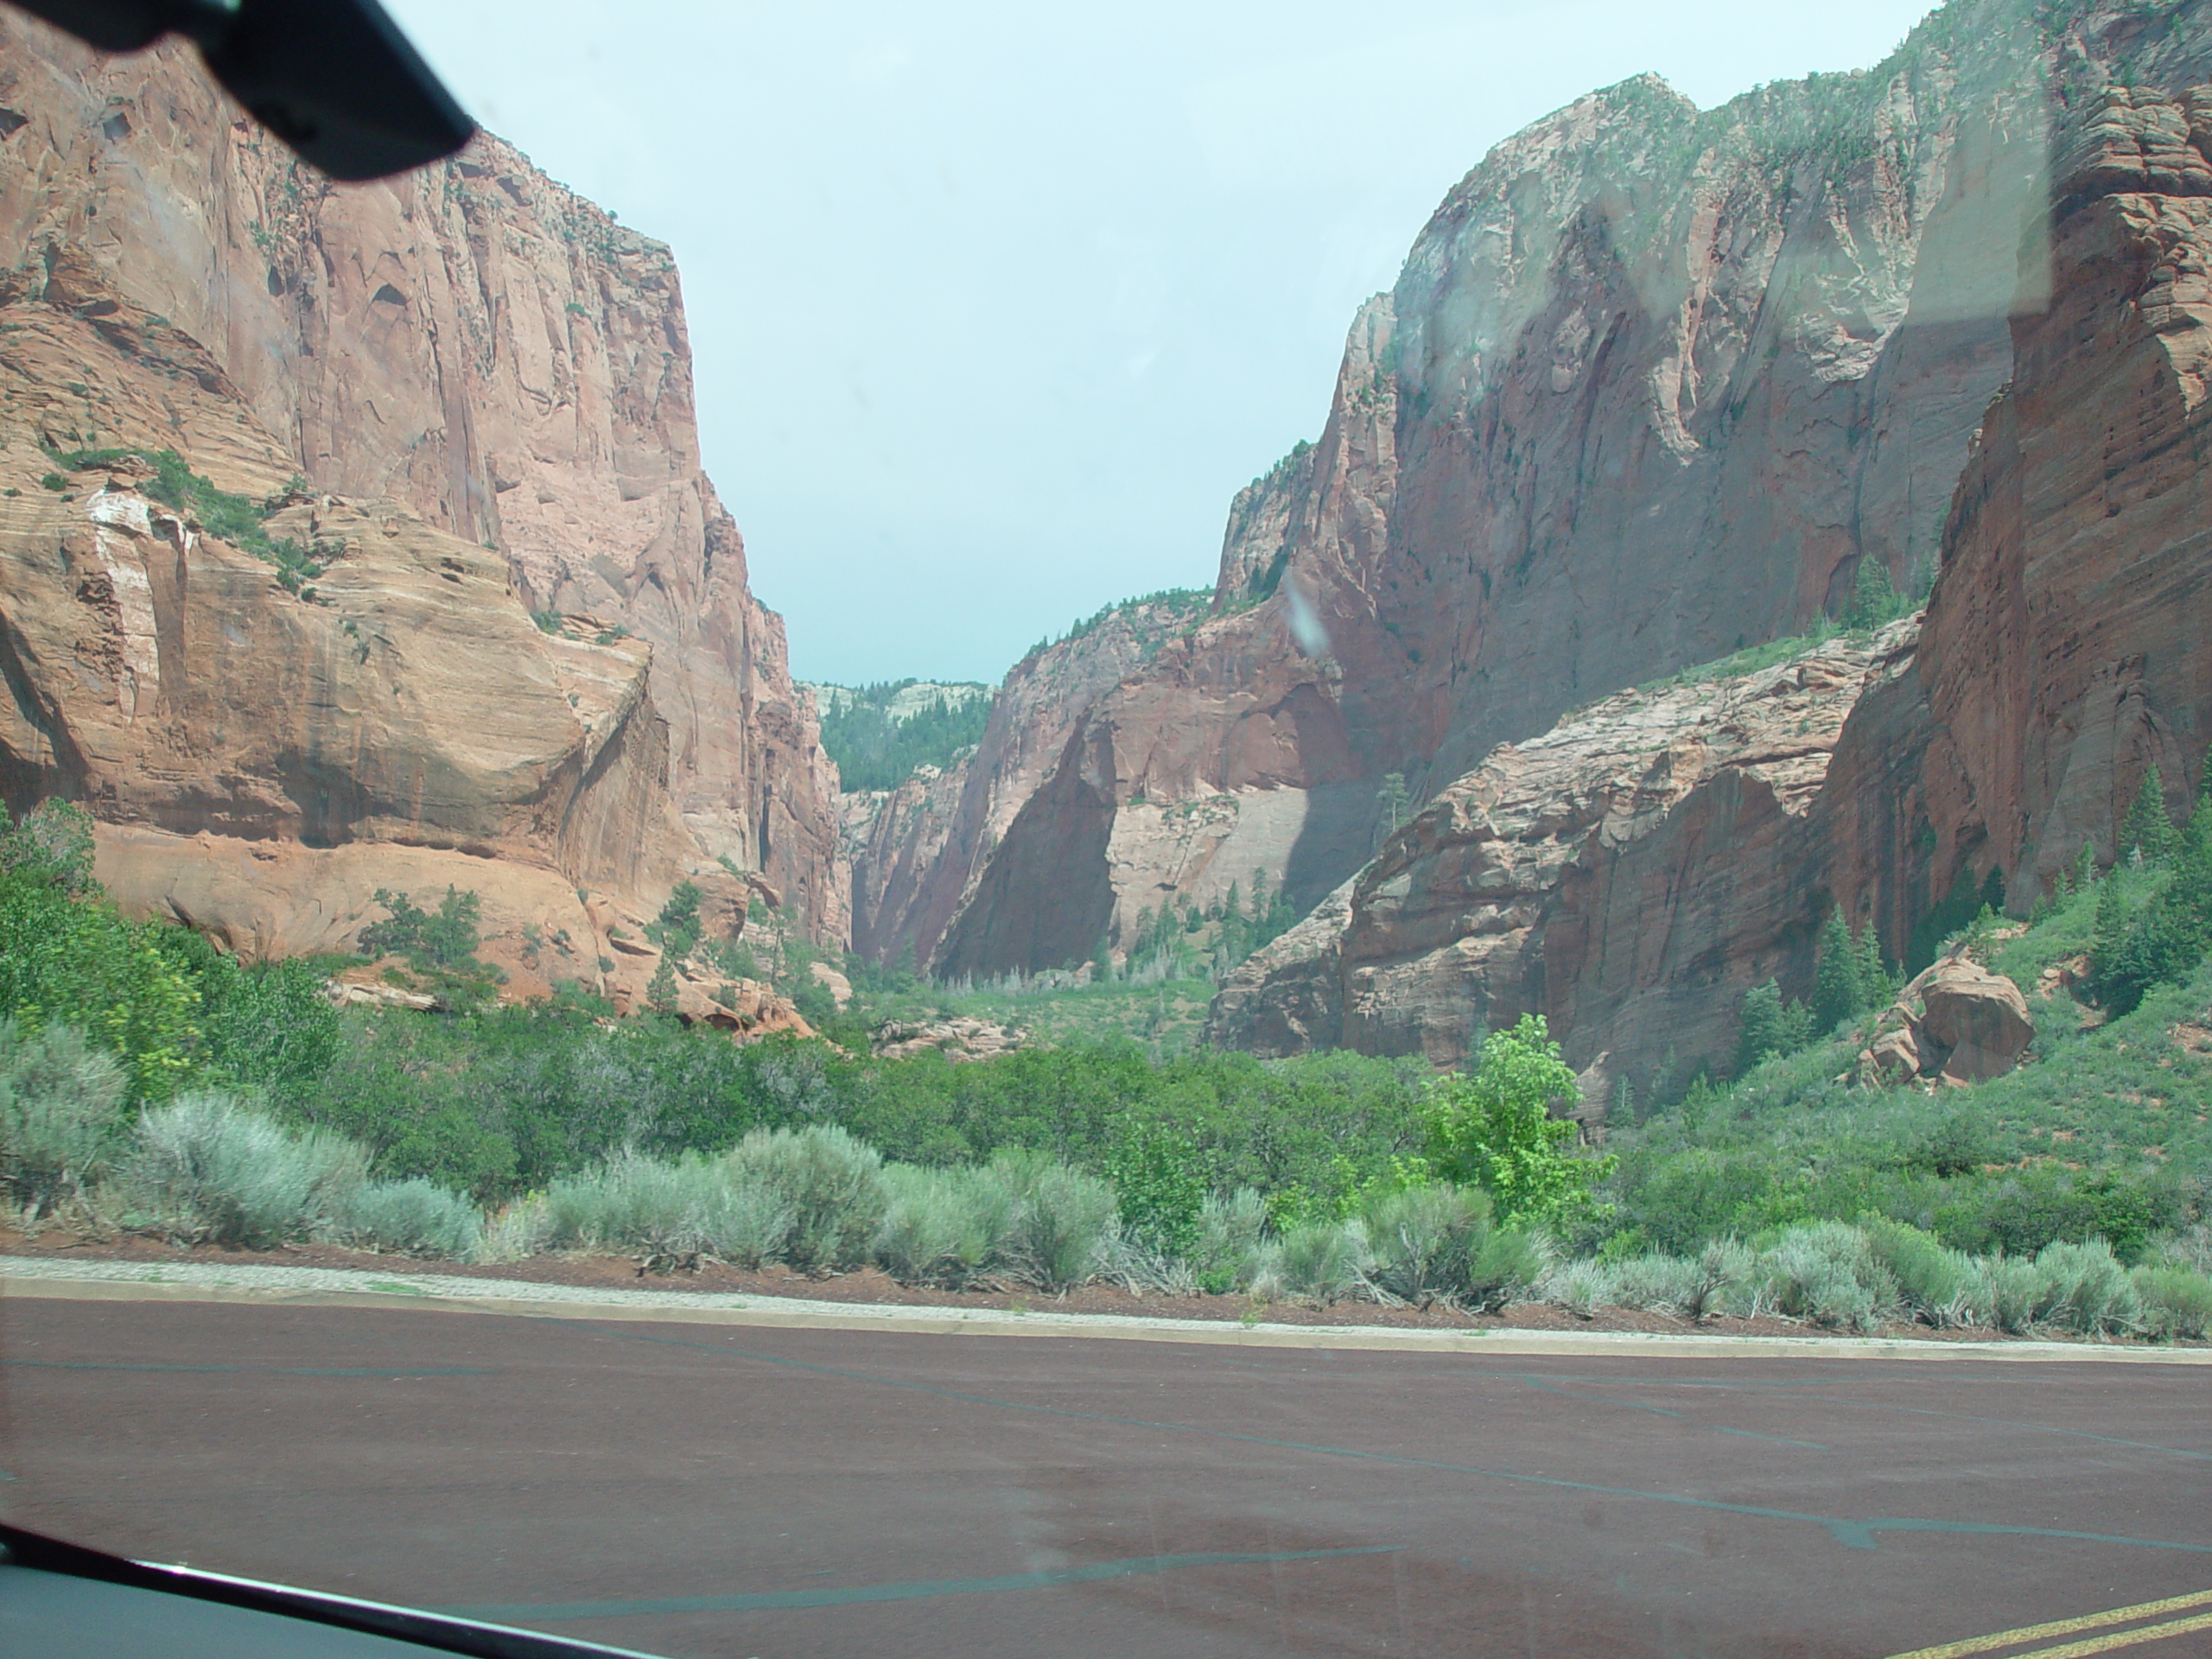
[4,3,2211,1657]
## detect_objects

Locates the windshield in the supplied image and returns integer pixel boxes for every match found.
[3,3,2211,1657]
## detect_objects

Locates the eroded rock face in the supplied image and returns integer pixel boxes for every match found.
[1826,79,2212,943]
[936,18,2054,982]
[845,596,1212,969]
[1206,630,1910,1079]
[0,19,843,944]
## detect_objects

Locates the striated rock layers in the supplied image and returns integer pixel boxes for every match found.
[1218,31,2212,1087]
[1823,76,2212,953]
[937,1,2058,982]
[843,595,1211,970]
[1207,627,1915,1088]
[0,20,843,992]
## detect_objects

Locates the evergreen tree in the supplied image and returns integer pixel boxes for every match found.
[2120,764,2177,864]
[1842,552,1903,630]
[1734,980,1788,1077]
[2075,837,2099,892]
[1813,906,1862,1034]
[1376,772,1408,838]
[1853,920,1893,1009]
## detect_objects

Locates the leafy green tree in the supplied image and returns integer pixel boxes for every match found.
[1813,907,1862,1034]
[2120,764,2177,865]
[359,886,483,969]
[2093,773,2212,1014]
[0,806,199,1103]
[1419,1014,1612,1228]
[1106,1121,1209,1255]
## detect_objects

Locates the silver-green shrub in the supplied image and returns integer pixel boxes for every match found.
[119,1090,367,1248]
[2132,1265,2212,1339]
[1187,1187,1269,1294]
[1761,1222,1898,1332]
[334,1178,481,1259]
[874,1163,1015,1288]
[1605,1253,1706,1315]
[1270,1217,1370,1306]
[726,1125,887,1271]
[0,1020,127,1219]
[2029,1238,2140,1335]
[1980,1254,2044,1334]
[988,1147,1118,1290]
[1538,1257,1614,1318]
[1864,1219,1985,1328]
[543,1151,794,1266]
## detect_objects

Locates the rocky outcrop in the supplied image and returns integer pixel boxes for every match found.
[935,8,2057,982]
[1206,629,1911,1080]
[869,1017,1022,1064]
[1213,22,2212,1089]
[1856,955,2034,1085]
[0,18,843,950]
[844,594,1210,969]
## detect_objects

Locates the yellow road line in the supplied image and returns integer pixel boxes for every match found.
[1886,1590,2212,1658]
[2016,1608,2212,1657]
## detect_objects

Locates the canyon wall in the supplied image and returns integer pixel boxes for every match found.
[1215,13,2212,1088]
[935,1,2059,983]
[0,17,844,947]
[843,595,1210,970]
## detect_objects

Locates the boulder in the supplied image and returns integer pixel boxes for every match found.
[1859,1023,1925,1086]
[1918,960,2034,1082]
[871,1018,1022,1064]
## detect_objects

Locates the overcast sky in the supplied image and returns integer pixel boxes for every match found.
[382,2,1939,687]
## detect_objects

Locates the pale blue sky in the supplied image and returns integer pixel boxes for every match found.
[383,2,1940,686]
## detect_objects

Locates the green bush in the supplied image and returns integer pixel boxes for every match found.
[1864,1218,1983,1327]
[1266,1217,1368,1306]
[988,1147,1117,1290]
[2132,1265,2212,1339]
[543,1150,792,1266]
[2028,1238,2140,1335]
[726,1125,887,1272]
[1358,1182,1534,1310]
[874,1162,1014,1288]
[118,1091,367,1248]
[1761,1221,1897,1332]
[0,1020,128,1217]
[1421,1014,1613,1228]
[334,1178,481,1259]
[1185,1187,1269,1294]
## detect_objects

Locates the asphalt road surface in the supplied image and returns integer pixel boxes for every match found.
[4,1294,2210,1659]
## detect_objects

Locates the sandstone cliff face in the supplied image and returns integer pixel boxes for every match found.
[933,4,2056,982]
[1214,15,2212,1087]
[843,596,1210,969]
[0,18,843,943]
[1823,72,2212,955]
[1206,628,1913,1085]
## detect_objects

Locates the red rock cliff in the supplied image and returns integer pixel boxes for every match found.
[939,5,2052,981]
[0,17,844,944]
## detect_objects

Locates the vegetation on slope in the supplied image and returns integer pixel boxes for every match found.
[815,681,993,792]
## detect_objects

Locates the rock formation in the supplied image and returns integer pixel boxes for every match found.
[933,3,2058,983]
[1823,74,2212,954]
[1216,15,2212,1089]
[0,18,843,1010]
[842,594,1211,969]
[1206,627,1913,1086]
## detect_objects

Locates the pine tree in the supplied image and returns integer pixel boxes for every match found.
[1842,553,1902,630]
[2075,837,2099,892]
[1734,980,1788,1077]
[1813,906,1862,1034]
[1853,920,1892,1009]
[2120,765,2177,864]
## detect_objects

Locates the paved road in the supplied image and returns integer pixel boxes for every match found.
[3,1294,2209,1659]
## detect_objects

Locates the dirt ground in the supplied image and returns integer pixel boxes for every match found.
[3,1222,2193,1347]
